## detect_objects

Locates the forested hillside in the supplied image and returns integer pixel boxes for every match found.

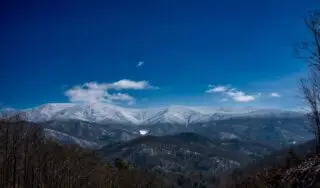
[2,115,320,188]
[0,116,169,188]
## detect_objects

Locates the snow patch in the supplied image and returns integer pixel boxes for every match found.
[219,132,238,140]
[139,130,149,135]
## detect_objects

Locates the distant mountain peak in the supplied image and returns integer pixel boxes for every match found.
[2,103,305,125]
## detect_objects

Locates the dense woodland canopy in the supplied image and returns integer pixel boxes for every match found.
[0,115,170,188]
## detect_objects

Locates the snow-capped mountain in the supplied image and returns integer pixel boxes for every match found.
[21,103,141,124]
[1,103,312,152]
[4,103,305,125]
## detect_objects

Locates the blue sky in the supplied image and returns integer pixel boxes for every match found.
[1,0,318,109]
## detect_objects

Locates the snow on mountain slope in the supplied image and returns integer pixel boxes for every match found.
[17,103,215,124]
[139,105,213,125]
[24,103,75,122]
[51,103,140,124]
[23,103,140,124]
[44,128,99,148]
[4,103,305,125]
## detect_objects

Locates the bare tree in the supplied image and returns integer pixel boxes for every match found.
[298,11,320,149]
[296,11,320,66]
[0,113,170,188]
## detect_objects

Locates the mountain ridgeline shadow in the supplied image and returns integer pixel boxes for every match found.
[98,132,278,175]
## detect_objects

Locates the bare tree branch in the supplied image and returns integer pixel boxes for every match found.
[299,11,320,150]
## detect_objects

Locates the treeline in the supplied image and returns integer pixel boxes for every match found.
[215,147,320,188]
[0,115,169,188]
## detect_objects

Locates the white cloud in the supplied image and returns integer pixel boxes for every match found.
[109,79,157,90]
[108,93,136,102]
[226,90,255,102]
[206,84,258,102]
[269,92,281,97]
[137,61,144,67]
[206,85,229,93]
[84,82,108,90]
[65,79,158,105]
[65,84,108,103]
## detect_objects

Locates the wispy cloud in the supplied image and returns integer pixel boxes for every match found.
[137,61,144,67]
[269,92,281,97]
[206,85,229,93]
[109,79,157,90]
[220,98,229,102]
[206,85,259,103]
[65,79,158,105]
[108,93,136,103]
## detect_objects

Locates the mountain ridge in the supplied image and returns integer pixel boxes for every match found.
[1,103,306,125]
[98,132,261,174]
